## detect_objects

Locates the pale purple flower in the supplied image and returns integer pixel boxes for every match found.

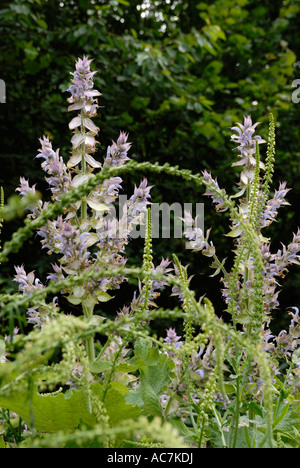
[118,179,152,236]
[91,177,123,206]
[13,266,59,328]
[164,328,183,347]
[46,263,65,283]
[171,262,193,303]
[258,182,291,228]
[288,306,299,326]
[104,131,131,167]
[16,177,37,198]
[152,258,173,291]
[15,177,43,216]
[181,211,215,256]
[163,328,183,357]
[231,116,265,162]
[67,56,101,170]
[35,136,71,199]
[230,115,265,196]
[14,265,44,295]
[67,56,101,114]
[202,170,229,212]
[4,327,19,343]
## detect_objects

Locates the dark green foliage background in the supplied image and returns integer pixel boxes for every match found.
[0,0,300,332]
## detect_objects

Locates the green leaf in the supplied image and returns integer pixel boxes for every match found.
[115,362,141,373]
[97,291,113,302]
[73,285,86,299]
[0,389,96,432]
[0,436,9,448]
[132,337,152,361]
[248,401,264,418]
[10,4,30,15]
[170,418,197,443]
[126,339,175,417]
[90,361,113,373]
[0,383,140,432]
[23,42,39,61]
[0,339,6,361]
[90,361,141,374]
[36,18,48,29]
[102,382,141,424]
[82,294,99,308]
[226,226,243,237]
[66,294,82,305]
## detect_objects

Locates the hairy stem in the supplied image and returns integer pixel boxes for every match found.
[82,304,95,363]
[80,109,87,220]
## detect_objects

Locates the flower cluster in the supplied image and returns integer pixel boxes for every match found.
[67,55,101,170]
[258,181,291,228]
[67,56,101,114]
[178,113,300,401]
[35,136,71,199]
[14,265,58,327]
[7,55,300,447]
[104,131,131,168]
[181,211,215,256]
[14,56,152,325]
[230,115,265,198]
[15,177,44,217]
[118,258,173,319]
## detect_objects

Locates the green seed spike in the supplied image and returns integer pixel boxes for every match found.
[142,208,153,273]
[140,208,153,316]
[249,139,261,227]
[172,253,194,343]
[261,112,276,207]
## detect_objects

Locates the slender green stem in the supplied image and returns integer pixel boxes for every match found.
[185,362,198,432]
[198,418,206,448]
[163,392,174,419]
[80,109,87,220]
[101,343,123,403]
[82,304,95,363]
[230,376,241,448]
[212,405,227,448]
[212,252,228,277]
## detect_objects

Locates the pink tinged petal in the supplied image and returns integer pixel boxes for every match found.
[71,173,90,187]
[84,153,102,168]
[85,90,101,97]
[232,159,246,167]
[67,153,82,168]
[71,133,86,148]
[231,126,243,136]
[68,101,85,111]
[84,134,96,146]
[69,115,82,129]
[83,117,99,132]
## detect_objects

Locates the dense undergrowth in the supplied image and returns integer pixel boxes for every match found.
[0,57,300,449]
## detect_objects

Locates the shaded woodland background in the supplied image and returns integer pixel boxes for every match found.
[0,0,300,334]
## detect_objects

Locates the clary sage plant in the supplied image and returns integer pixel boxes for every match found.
[0,56,300,449]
